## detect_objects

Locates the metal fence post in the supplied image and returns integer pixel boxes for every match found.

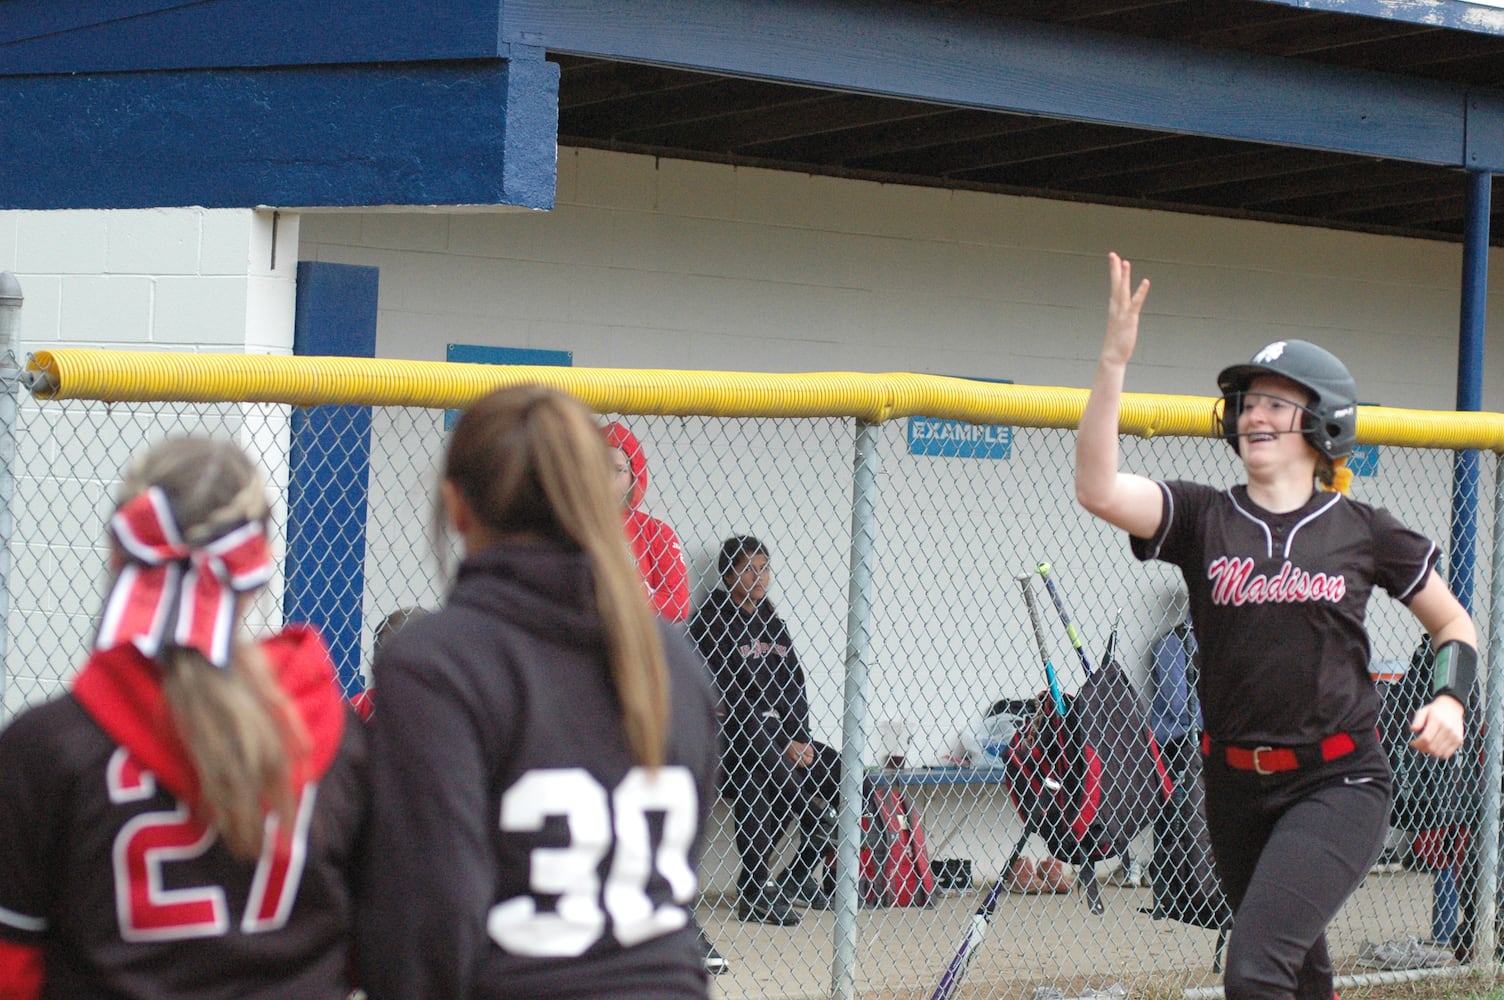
[0,274,20,723]
[1478,451,1504,967]
[832,420,879,1000]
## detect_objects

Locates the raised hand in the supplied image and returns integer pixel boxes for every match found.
[1104,251,1150,366]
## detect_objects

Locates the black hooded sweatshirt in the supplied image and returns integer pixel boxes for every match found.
[688,589,811,784]
[355,542,718,1000]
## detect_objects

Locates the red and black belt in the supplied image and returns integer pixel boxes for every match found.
[1200,731,1358,774]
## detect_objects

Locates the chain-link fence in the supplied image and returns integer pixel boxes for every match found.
[4,355,1502,1000]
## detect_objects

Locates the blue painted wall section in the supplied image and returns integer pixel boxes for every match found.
[286,262,379,697]
[0,0,506,71]
[0,59,559,210]
[444,343,574,429]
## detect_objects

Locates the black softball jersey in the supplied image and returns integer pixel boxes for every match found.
[354,542,719,1000]
[0,628,367,1000]
[1132,481,1439,747]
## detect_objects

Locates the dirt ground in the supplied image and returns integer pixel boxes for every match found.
[702,868,1458,1000]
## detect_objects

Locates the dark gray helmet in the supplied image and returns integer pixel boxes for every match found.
[1215,340,1358,459]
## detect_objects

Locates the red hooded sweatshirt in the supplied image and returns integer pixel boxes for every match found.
[603,422,690,623]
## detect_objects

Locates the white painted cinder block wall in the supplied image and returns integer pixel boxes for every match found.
[0,208,299,352]
[301,148,1498,407]
[299,145,1501,706]
[0,208,300,718]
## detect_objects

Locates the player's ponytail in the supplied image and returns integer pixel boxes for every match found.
[117,438,306,859]
[442,386,669,769]
[1316,454,1353,495]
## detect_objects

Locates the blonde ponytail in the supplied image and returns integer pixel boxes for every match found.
[443,387,670,768]
[161,644,306,858]
[1317,455,1353,495]
[119,438,305,859]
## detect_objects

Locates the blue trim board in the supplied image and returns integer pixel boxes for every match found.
[0,60,559,210]
[444,344,574,429]
[503,0,1488,167]
[0,0,507,72]
[286,262,379,696]
[447,344,573,366]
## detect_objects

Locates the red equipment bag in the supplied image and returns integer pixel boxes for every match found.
[870,784,936,906]
[830,778,936,907]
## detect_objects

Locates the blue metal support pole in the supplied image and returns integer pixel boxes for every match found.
[1438,166,1490,955]
[833,421,879,1000]
[1449,169,1490,611]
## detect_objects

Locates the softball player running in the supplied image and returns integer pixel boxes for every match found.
[1076,253,1473,1000]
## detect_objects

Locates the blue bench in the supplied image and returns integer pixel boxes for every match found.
[867,766,1011,788]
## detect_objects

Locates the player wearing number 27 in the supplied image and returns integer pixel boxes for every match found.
[354,385,719,999]
[1077,254,1475,1000]
[0,438,366,999]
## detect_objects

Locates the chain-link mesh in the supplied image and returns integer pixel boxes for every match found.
[4,396,1498,999]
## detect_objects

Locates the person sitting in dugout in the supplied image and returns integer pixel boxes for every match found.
[689,535,840,926]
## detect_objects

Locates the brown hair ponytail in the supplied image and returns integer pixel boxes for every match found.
[442,386,670,768]
[119,438,305,859]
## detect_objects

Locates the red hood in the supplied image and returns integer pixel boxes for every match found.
[603,421,648,510]
[72,625,345,814]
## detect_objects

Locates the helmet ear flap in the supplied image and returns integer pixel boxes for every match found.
[1324,419,1346,451]
[1215,393,1242,453]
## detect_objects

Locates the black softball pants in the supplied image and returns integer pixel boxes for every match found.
[727,735,840,895]
[1204,734,1391,1000]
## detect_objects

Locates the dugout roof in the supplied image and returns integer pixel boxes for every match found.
[7,0,1504,245]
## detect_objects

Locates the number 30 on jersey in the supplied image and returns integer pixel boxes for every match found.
[487,765,699,958]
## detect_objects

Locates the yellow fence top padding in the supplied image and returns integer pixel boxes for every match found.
[24,348,1504,452]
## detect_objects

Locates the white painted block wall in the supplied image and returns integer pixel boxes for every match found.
[298,145,1502,716]
[0,208,299,352]
[302,148,1501,410]
[0,208,300,717]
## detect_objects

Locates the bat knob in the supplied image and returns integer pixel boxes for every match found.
[1036,561,1051,575]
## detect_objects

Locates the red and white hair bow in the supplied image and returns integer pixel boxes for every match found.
[96,487,274,668]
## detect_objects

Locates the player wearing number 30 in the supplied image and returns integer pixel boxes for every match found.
[354,385,719,999]
[0,438,367,999]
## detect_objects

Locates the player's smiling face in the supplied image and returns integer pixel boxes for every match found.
[1237,374,1313,463]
